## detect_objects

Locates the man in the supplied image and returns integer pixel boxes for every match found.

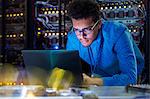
[66,0,144,86]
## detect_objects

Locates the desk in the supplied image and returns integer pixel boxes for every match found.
[0,85,149,99]
[88,86,150,99]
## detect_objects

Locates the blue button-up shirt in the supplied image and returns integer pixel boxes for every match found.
[66,21,144,86]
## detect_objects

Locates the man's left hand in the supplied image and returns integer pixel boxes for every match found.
[82,73,103,86]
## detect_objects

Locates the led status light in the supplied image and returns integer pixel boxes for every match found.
[6,35,9,38]
[65,32,67,35]
[61,33,63,35]
[116,3,119,5]
[38,28,41,30]
[9,82,13,85]
[52,33,55,35]
[105,7,108,10]
[56,11,59,14]
[20,82,24,85]
[0,82,18,86]
[42,8,45,11]
[6,14,9,17]
[52,11,55,14]
[128,5,131,8]
[45,33,48,37]
[125,2,129,4]
[138,5,141,7]
[46,8,49,11]
[56,33,59,36]
[13,34,16,38]
[54,8,56,10]
[37,32,41,35]
[48,33,51,36]
[17,14,20,16]
[6,82,10,85]
[65,10,67,13]
[20,13,23,16]
[20,34,23,37]
[129,30,132,32]
[114,6,117,9]
[44,11,48,14]
[10,14,12,17]
[48,11,51,14]
[133,29,136,32]
[13,14,16,17]
[13,82,16,85]
[46,30,49,32]
[124,6,127,8]
[10,35,12,38]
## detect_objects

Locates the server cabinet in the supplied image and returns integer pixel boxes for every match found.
[34,0,71,50]
[2,0,27,65]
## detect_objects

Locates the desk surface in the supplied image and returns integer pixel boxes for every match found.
[0,85,149,99]
[88,86,150,99]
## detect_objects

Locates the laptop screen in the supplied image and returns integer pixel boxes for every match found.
[22,50,83,87]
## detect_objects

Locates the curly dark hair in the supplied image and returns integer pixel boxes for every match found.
[67,0,100,22]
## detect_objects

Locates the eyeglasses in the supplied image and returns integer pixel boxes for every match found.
[73,20,100,37]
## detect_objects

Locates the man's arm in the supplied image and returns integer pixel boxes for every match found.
[102,30,137,85]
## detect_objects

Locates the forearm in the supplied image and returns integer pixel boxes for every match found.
[102,73,137,86]
[83,73,103,86]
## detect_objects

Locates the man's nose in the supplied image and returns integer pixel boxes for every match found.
[79,32,86,39]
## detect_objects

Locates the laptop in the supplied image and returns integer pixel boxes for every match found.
[22,50,83,87]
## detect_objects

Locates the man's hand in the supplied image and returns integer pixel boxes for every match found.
[82,73,103,86]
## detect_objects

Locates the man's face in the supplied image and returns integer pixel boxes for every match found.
[72,17,101,47]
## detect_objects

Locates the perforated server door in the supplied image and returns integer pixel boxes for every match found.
[97,0,146,51]
[3,0,27,65]
[34,0,71,50]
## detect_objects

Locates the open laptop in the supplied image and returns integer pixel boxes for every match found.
[22,50,83,87]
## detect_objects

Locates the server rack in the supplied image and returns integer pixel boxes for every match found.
[33,0,71,50]
[97,0,146,48]
[0,0,71,65]
[1,0,28,65]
